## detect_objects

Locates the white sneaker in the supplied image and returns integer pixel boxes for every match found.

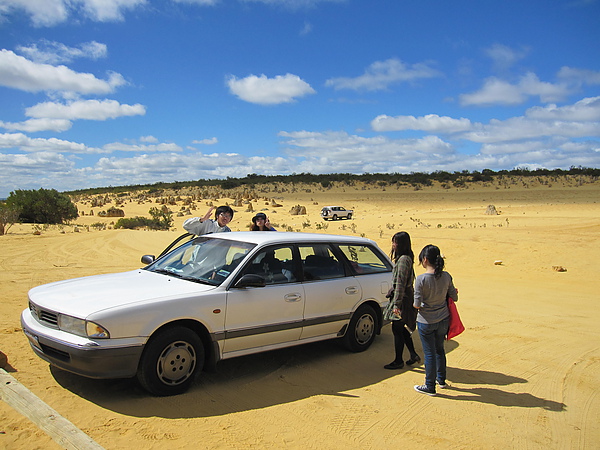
[436,380,448,389]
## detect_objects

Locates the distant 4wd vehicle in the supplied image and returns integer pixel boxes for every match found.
[22,232,393,396]
[321,206,353,220]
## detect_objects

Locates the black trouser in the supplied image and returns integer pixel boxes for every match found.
[391,320,417,363]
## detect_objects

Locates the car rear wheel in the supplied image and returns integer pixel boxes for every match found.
[332,214,338,220]
[343,304,377,352]
[137,326,204,396]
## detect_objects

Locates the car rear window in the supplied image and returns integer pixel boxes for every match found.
[337,244,392,274]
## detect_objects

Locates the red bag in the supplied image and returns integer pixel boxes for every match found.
[446,297,465,340]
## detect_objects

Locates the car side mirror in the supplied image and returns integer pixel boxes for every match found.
[234,274,266,288]
[141,255,155,265]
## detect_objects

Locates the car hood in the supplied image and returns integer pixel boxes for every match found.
[28,269,215,318]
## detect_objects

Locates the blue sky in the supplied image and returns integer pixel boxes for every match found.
[0,0,599,198]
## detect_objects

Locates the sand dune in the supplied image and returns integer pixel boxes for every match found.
[1,180,599,449]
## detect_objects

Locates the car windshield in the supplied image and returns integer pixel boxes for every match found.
[146,236,255,286]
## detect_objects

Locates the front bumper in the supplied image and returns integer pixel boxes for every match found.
[21,308,145,379]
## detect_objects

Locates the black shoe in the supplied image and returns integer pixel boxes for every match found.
[406,354,421,365]
[384,361,405,370]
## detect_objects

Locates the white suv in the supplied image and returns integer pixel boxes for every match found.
[320,206,353,220]
[22,232,393,396]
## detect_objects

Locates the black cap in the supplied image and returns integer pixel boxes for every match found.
[252,213,267,224]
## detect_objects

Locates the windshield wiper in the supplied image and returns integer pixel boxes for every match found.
[153,268,182,278]
[179,276,214,285]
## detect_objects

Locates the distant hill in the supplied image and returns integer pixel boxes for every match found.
[64,167,599,197]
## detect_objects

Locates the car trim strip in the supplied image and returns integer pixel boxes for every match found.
[223,313,352,340]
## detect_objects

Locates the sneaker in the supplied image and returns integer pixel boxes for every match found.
[436,380,448,389]
[414,384,436,396]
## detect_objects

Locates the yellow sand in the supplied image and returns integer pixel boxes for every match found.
[1,179,599,449]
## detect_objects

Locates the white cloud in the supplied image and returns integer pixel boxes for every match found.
[325,58,441,92]
[278,130,455,168]
[0,0,147,26]
[192,137,218,145]
[227,73,316,105]
[485,43,529,72]
[460,119,600,144]
[557,66,600,85]
[26,99,146,121]
[300,21,312,35]
[459,77,526,106]
[371,114,472,133]
[102,142,183,153]
[0,118,72,132]
[460,72,573,106]
[140,135,159,143]
[79,0,147,22]
[0,50,126,94]
[17,40,107,64]
[0,0,69,27]
[525,96,600,121]
[0,132,89,153]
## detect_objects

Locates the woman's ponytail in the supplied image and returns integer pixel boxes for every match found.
[419,244,445,278]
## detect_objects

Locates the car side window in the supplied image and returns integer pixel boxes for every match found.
[299,244,345,280]
[241,246,297,285]
[337,244,392,274]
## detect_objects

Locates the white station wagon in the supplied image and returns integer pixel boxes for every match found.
[22,232,393,395]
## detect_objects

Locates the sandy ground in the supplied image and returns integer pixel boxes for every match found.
[1,179,599,449]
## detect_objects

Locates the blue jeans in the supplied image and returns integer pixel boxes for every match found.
[417,318,449,390]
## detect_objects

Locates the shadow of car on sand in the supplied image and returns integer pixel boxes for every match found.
[50,334,459,418]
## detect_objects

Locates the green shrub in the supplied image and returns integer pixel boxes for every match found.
[6,188,78,224]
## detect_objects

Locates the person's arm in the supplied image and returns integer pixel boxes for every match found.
[413,276,423,310]
[183,207,216,235]
[201,207,215,222]
[183,217,212,235]
[447,274,458,302]
[265,218,276,231]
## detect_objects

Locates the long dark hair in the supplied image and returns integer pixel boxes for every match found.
[418,244,445,278]
[390,231,414,264]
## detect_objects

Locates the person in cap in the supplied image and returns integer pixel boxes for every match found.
[250,212,276,231]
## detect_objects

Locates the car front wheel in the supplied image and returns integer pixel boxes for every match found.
[343,304,377,352]
[137,326,204,396]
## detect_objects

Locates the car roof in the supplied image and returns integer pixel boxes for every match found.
[203,231,375,246]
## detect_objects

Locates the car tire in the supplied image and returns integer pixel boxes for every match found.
[347,213,352,219]
[332,214,338,220]
[343,304,377,352]
[137,326,204,396]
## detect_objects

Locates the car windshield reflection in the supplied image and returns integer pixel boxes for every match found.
[145,237,255,286]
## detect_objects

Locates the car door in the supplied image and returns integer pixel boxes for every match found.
[299,243,362,340]
[223,245,304,355]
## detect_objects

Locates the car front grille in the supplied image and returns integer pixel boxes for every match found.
[29,302,59,328]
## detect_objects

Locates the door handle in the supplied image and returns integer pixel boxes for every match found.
[284,293,302,302]
[345,286,359,295]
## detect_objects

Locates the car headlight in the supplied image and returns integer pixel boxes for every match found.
[58,314,110,338]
